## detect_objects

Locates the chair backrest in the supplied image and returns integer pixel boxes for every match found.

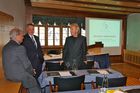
[85,60,94,69]
[96,76,127,88]
[46,61,63,71]
[86,55,94,61]
[93,53,110,69]
[126,89,140,93]
[54,75,85,92]
[47,49,61,55]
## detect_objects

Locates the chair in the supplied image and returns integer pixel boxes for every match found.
[126,89,140,93]
[47,49,61,55]
[85,60,94,69]
[86,55,94,61]
[93,53,110,69]
[96,76,127,88]
[18,84,28,93]
[46,61,64,71]
[49,75,85,92]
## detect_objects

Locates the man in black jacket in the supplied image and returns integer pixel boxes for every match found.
[22,23,44,79]
[63,23,87,70]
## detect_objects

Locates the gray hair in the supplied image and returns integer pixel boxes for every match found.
[9,28,23,40]
[70,23,80,34]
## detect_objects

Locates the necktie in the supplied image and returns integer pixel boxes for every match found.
[31,36,37,48]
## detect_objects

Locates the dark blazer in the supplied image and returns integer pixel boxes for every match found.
[22,34,44,78]
[63,35,87,69]
[2,40,39,89]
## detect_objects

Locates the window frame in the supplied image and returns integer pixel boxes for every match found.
[34,25,86,48]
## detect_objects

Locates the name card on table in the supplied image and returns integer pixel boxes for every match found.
[59,71,72,76]
[97,69,109,74]
[47,72,60,76]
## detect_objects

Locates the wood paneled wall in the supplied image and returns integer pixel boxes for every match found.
[124,49,140,67]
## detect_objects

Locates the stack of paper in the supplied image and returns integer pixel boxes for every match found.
[97,69,109,74]
[59,71,72,76]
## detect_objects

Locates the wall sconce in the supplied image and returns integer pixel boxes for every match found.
[68,23,70,26]
[54,22,56,26]
[38,21,42,25]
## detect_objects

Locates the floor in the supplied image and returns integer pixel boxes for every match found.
[111,62,140,85]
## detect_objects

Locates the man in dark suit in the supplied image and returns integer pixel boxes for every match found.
[2,28,41,93]
[63,23,87,70]
[22,23,44,79]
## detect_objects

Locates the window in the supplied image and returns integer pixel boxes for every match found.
[39,27,45,46]
[34,26,45,46]
[48,27,53,46]
[62,26,71,45]
[47,26,60,46]
[81,28,86,36]
[34,25,86,47]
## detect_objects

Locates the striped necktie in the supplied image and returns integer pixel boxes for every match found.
[31,36,37,48]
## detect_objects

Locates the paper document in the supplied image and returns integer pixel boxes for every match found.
[97,69,109,74]
[59,71,72,76]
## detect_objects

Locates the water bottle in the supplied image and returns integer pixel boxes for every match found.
[65,62,70,70]
[100,74,108,93]
[102,74,108,88]
[72,59,78,73]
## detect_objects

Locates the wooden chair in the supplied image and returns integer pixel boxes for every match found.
[46,61,64,71]
[49,75,85,92]
[93,53,110,69]
[91,81,96,89]
[18,84,28,93]
[96,76,127,88]
[85,60,94,69]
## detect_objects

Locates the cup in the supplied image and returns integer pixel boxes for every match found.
[99,87,107,93]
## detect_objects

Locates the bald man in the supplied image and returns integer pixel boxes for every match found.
[63,23,87,70]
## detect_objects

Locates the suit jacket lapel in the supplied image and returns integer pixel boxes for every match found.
[26,34,37,49]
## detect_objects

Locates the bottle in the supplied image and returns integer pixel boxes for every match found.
[72,59,78,72]
[65,62,70,70]
[102,74,108,88]
[100,74,108,93]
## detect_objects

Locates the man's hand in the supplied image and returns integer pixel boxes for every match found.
[84,61,87,64]
[33,69,36,76]
[59,61,64,65]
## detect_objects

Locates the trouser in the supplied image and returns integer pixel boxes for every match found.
[22,72,41,93]
[64,61,86,70]
[34,63,42,79]
[28,86,41,93]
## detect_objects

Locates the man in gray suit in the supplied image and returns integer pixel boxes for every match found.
[2,28,41,93]
[63,23,87,70]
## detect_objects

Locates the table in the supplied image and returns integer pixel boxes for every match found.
[55,85,140,93]
[38,68,123,91]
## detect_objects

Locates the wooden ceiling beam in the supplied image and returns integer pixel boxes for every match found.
[56,0,140,9]
[31,7,127,18]
[113,0,140,3]
[32,2,132,15]
[30,0,140,15]
[31,1,140,14]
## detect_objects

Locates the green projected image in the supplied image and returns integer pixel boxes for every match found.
[88,18,121,47]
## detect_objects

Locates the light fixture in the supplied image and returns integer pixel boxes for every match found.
[68,23,70,26]
[38,21,42,25]
[54,22,56,26]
